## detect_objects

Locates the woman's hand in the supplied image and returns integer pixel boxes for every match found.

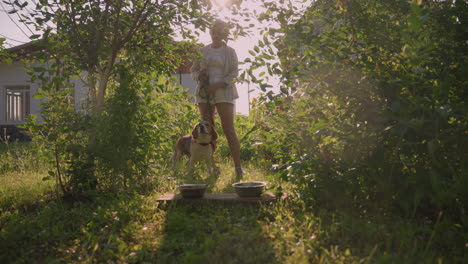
[205,82,227,95]
[198,69,209,83]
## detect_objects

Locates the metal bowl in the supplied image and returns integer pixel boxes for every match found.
[178,184,209,199]
[232,181,267,198]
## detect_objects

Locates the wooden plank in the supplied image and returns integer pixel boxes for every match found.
[157,192,286,205]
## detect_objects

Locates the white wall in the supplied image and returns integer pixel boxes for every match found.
[177,72,197,96]
[71,73,89,112]
[0,61,41,124]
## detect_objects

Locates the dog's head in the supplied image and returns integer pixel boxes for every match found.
[192,121,217,144]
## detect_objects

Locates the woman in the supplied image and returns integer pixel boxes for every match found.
[191,20,244,178]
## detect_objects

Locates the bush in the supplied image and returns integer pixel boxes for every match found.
[253,0,468,221]
[94,68,199,190]
[24,69,199,196]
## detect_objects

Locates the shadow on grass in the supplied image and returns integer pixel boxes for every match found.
[143,166,278,264]
[0,192,150,263]
[150,203,278,264]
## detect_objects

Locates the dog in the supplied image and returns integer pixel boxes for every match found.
[171,121,220,175]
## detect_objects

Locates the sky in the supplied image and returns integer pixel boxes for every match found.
[0,0,300,115]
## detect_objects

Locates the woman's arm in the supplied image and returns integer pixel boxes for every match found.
[205,47,238,95]
[223,47,239,85]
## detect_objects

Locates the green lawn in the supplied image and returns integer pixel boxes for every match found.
[0,144,464,263]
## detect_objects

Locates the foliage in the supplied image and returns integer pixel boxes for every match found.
[236,114,261,162]
[215,113,260,162]
[22,89,94,195]
[250,0,467,233]
[0,38,14,64]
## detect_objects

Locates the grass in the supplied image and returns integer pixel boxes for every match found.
[0,142,54,211]
[0,170,54,210]
[0,143,465,263]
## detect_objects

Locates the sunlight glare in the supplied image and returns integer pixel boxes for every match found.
[214,0,228,7]
[213,0,239,9]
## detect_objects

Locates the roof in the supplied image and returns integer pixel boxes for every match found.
[6,41,46,60]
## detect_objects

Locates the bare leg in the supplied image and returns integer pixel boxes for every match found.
[216,103,241,168]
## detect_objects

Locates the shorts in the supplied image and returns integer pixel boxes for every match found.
[195,86,235,105]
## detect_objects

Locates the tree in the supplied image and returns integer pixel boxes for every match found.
[8,0,216,195]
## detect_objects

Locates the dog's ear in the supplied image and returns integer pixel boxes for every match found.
[192,124,199,139]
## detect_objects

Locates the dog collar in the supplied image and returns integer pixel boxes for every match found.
[198,143,210,146]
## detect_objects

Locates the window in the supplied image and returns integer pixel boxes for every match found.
[5,85,30,121]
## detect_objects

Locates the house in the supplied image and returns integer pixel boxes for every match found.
[0,42,197,141]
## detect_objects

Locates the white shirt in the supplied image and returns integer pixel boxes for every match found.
[205,46,225,84]
[191,44,239,103]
